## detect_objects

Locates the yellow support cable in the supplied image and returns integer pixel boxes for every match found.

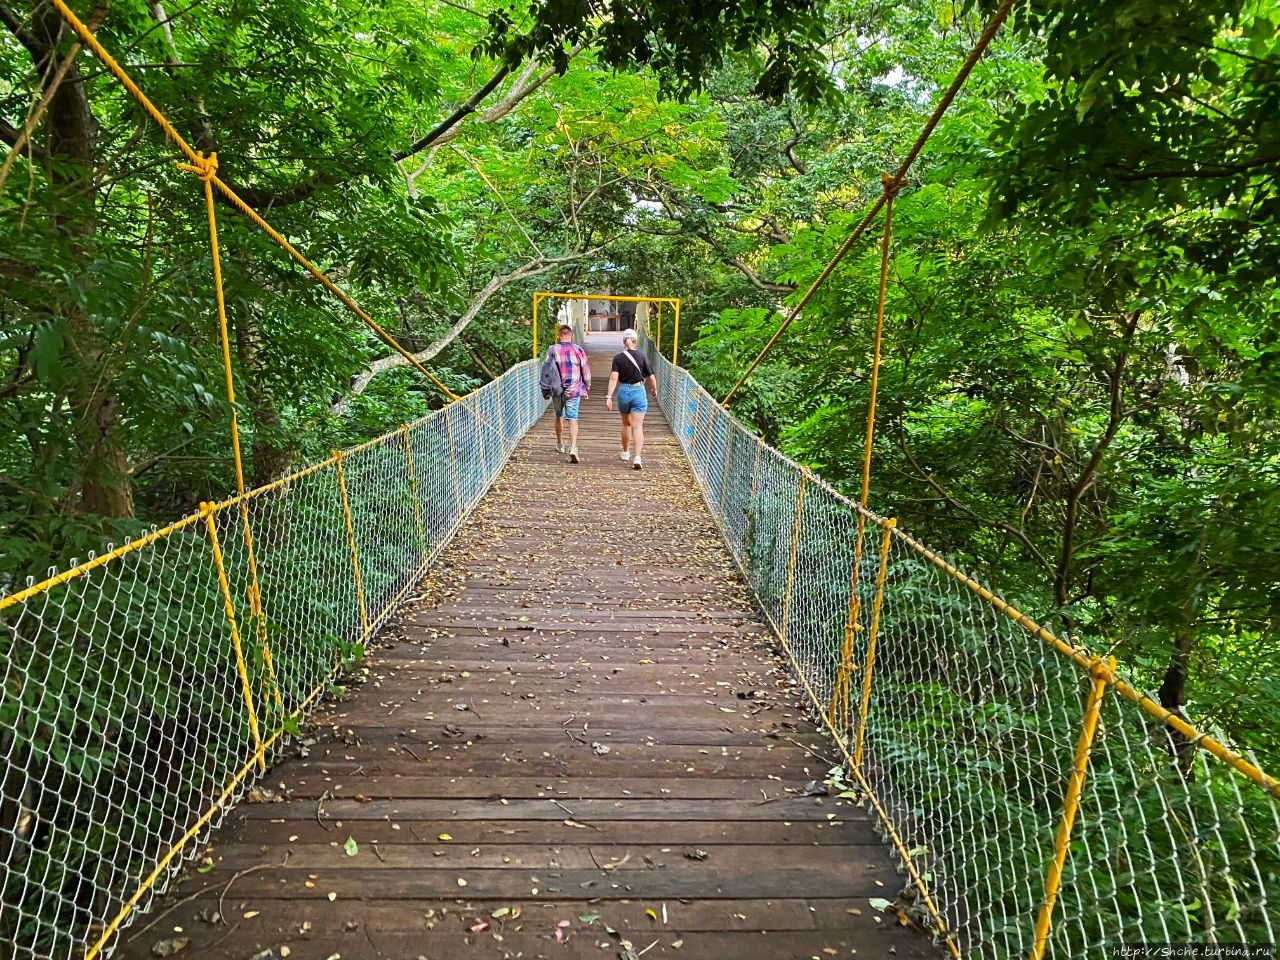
[333,451,369,634]
[721,0,1018,406]
[853,519,896,768]
[179,152,283,710]
[48,0,458,404]
[829,184,900,727]
[200,504,264,769]
[1029,657,1113,960]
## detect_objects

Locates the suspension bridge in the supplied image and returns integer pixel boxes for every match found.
[2,1,1278,958]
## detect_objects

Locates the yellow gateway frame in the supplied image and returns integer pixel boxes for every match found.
[532,292,682,366]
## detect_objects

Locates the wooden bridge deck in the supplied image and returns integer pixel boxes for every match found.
[119,336,933,960]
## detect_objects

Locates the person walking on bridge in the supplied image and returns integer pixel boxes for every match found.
[605,328,658,470]
[545,324,591,463]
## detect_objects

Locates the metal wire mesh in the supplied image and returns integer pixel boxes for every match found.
[645,338,1280,958]
[0,359,544,959]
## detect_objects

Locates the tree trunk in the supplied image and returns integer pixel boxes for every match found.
[27,1,135,518]
[1157,522,1212,777]
[235,310,293,488]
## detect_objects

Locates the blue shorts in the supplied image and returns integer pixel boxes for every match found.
[553,396,581,420]
[617,383,647,415]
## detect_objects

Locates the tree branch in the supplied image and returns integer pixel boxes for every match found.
[1053,309,1141,609]
[1109,154,1279,182]
[393,64,511,161]
[401,41,591,168]
[897,435,1054,576]
[331,246,610,414]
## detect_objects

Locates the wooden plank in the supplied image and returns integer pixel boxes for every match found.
[198,842,887,872]
[275,776,840,801]
[165,864,902,900]
[137,918,934,960]
[237,796,868,823]
[226,819,870,847]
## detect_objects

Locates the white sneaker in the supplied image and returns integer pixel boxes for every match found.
[569,447,580,463]
[619,449,630,461]
[632,456,642,471]
[556,441,565,454]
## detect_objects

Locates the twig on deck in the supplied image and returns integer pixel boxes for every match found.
[218,858,284,924]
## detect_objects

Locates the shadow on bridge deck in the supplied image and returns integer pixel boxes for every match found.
[118,336,935,960]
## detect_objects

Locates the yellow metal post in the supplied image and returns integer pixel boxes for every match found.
[1029,657,1113,960]
[653,300,661,354]
[402,424,426,552]
[780,473,808,644]
[831,512,871,730]
[672,300,681,367]
[201,503,265,769]
[533,293,544,359]
[333,451,369,635]
[853,519,896,766]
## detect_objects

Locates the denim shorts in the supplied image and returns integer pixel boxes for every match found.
[553,396,581,420]
[617,382,647,415]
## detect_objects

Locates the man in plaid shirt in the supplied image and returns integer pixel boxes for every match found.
[547,324,591,462]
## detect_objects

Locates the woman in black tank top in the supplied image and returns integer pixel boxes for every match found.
[604,329,658,469]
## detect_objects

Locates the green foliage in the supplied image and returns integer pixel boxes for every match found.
[480,0,837,103]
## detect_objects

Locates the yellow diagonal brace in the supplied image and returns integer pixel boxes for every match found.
[200,503,264,770]
[1029,657,1113,960]
[333,451,369,635]
[853,519,895,767]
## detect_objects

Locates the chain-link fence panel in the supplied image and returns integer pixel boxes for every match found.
[642,338,1280,959]
[0,359,545,959]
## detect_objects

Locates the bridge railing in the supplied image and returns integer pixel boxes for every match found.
[0,362,545,959]
[646,341,1279,959]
